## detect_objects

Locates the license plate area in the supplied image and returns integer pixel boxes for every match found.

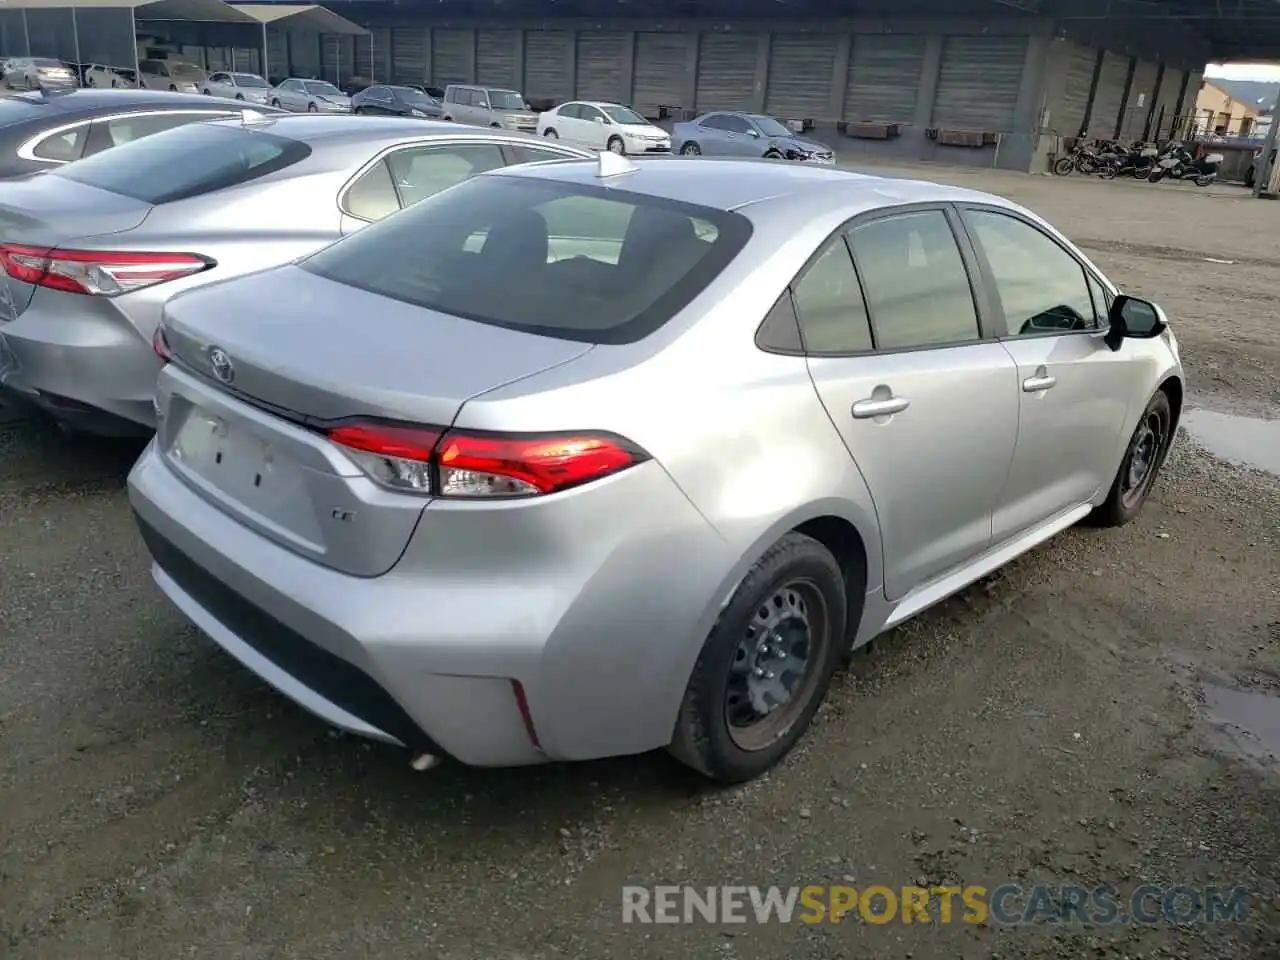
[169,404,312,528]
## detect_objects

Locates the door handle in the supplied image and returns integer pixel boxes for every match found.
[852,396,910,419]
[1022,374,1057,393]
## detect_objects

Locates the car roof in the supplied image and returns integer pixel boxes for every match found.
[203,114,577,150]
[10,88,229,116]
[490,156,1008,215]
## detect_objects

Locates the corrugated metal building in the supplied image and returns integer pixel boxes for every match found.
[314,0,1222,172]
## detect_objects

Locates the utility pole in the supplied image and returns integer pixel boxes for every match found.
[1252,88,1280,198]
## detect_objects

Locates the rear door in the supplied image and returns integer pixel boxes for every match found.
[799,205,1020,600]
[957,204,1135,541]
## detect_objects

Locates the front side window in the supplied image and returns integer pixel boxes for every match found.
[302,176,751,344]
[578,105,605,123]
[384,143,506,207]
[847,210,981,350]
[751,115,792,137]
[791,238,874,354]
[965,209,1098,335]
[721,115,755,135]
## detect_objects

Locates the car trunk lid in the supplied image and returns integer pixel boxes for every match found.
[156,265,593,576]
[0,176,151,319]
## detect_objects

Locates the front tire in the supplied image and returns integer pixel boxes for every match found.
[1089,390,1173,528]
[669,532,848,783]
[607,135,625,155]
[543,127,558,138]
[307,102,318,113]
[270,99,280,108]
[1148,169,1165,182]
[680,141,701,156]
[763,149,783,160]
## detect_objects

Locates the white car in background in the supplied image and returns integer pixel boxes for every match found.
[137,58,205,93]
[536,100,671,155]
[200,70,272,103]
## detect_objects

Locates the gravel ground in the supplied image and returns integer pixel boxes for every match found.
[1,161,1278,959]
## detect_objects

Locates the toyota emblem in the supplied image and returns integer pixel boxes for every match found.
[208,347,235,385]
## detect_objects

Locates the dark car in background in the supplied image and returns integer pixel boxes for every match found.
[0,88,283,179]
[351,84,444,118]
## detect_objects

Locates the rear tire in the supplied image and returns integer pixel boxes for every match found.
[543,127,558,138]
[1148,169,1165,182]
[668,532,849,783]
[763,149,783,159]
[307,103,318,113]
[1053,156,1075,176]
[1088,390,1173,528]
[270,99,280,108]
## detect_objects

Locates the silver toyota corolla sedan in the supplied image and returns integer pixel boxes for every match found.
[0,114,588,434]
[128,154,1183,783]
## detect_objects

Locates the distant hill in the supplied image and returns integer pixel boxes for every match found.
[1203,77,1280,114]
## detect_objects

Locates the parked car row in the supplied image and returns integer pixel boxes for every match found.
[0,96,1183,786]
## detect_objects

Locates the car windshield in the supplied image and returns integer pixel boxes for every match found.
[602,105,646,125]
[168,63,203,78]
[487,90,525,110]
[301,175,751,345]
[304,81,342,97]
[51,122,310,204]
[750,115,793,137]
[393,86,435,105]
[232,73,268,88]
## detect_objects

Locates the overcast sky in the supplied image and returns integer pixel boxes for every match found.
[1206,63,1280,81]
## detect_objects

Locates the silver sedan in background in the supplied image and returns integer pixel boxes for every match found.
[200,70,272,104]
[269,78,352,113]
[127,156,1183,783]
[0,116,589,433]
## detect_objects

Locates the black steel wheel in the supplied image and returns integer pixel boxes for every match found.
[669,532,854,783]
[1088,390,1174,527]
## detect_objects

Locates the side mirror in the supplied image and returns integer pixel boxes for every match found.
[1104,294,1167,351]
[747,128,760,138]
[594,115,606,124]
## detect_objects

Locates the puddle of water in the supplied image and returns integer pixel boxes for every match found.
[1182,410,1280,475]
[1201,684,1280,767]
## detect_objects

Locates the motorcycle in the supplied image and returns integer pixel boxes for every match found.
[1147,143,1223,186]
[1097,143,1160,179]
[1052,141,1103,176]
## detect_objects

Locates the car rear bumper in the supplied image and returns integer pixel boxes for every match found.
[127,439,736,767]
[0,299,160,433]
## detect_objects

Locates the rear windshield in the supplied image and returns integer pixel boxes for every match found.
[32,59,62,68]
[233,73,268,87]
[301,175,751,344]
[51,122,310,204]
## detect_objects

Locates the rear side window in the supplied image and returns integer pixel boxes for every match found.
[302,175,752,344]
[32,126,87,162]
[847,211,980,350]
[791,238,873,354]
[385,143,505,207]
[52,122,310,204]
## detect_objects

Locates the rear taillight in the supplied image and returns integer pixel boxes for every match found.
[0,244,212,296]
[325,421,648,498]
[152,324,172,361]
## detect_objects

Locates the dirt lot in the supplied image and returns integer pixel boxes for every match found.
[1,163,1278,959]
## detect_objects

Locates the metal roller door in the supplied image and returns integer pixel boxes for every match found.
[321,36,352,85]
[765,33,838,120]
[1150,67,1182,140]
[1086,51,1130,139]
[391,27,427,86]
[576,31,627,102]
[432,29,471,86]
[843,34,925,124]
[266,30,286,82]
[477,30,517,88]
[231,48,261,75]
[695,33,758,113]
[932,35,1028,132]
[1057,44,1097,138]
[524,31,573,102]
[1119,60,1159,140]
[633,32,689,113]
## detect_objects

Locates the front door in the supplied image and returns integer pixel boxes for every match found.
[797,207,1020,600]
[958,206,1136,542]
